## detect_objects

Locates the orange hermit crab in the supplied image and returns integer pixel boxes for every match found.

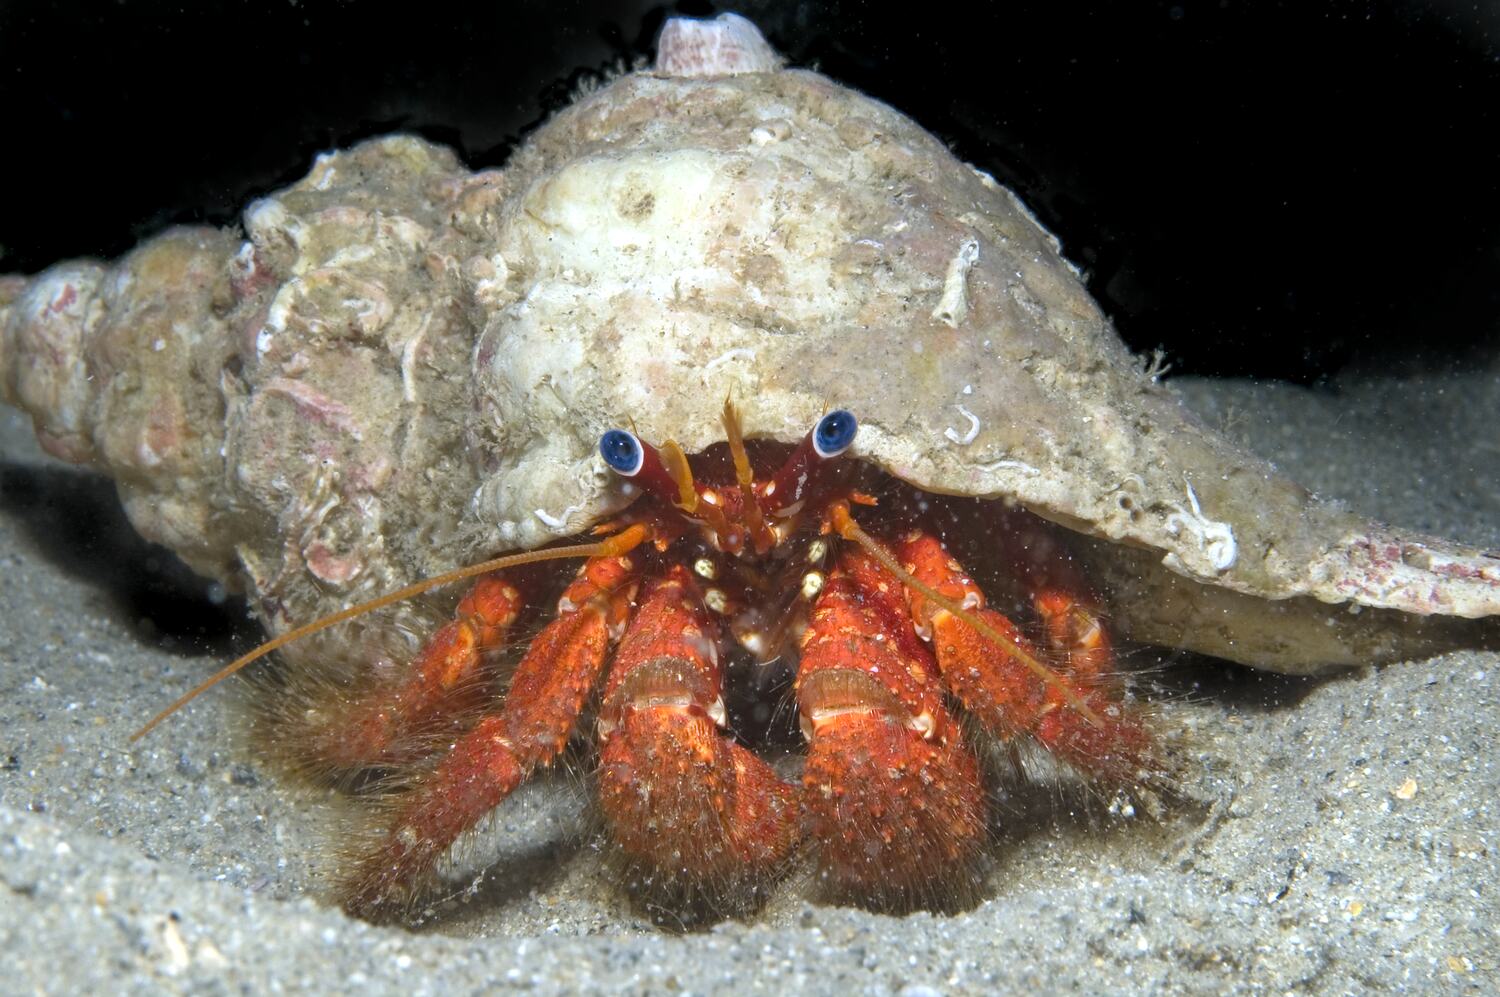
[281,402,1164,916]
[3,13,1498,925]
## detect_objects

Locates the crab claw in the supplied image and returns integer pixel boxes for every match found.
[796,551,986,902]
[595,566,800,902]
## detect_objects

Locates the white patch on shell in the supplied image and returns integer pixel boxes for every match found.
[655,13,783,77]
[398,314,432,404]
[533,504,586,532]
[978,458,1040,475]
[466,252,511,309]
[243,198,305,255]
[308,152,339,190]
[943,403,981,446]
[931,238,980,328]
[701,348,757,382]
[1163,478,1238,574]
[262,278,296,338]
[750,119,793,145]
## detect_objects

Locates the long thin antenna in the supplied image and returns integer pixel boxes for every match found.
[829,504,1102,728]
[130,525,649,742]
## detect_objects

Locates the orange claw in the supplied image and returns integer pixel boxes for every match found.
[796,552,985,900]
[596,565,799,895]
[342,554,636,915]
[899,532,1157,788]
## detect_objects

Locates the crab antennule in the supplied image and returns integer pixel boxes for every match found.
[763,409,859,516]
[129,527,650,742]
[721,399,774,553]
[658,438,745,546]
[656,439,701,513]
[601,426,760,550]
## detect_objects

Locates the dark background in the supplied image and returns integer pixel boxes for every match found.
[2,0,1497,383]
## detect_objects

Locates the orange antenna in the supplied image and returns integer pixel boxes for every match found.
[130,525,649,742]
[828,503,1102,729]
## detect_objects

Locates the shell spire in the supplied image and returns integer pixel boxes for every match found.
[655,13,783,77]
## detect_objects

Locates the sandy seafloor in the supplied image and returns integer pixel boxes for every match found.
[0,352,1496,996]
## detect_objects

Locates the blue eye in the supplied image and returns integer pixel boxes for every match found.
[812,410,858,458]
[599,429,644,476]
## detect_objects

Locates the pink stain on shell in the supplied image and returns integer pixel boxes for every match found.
[261,378,360,437]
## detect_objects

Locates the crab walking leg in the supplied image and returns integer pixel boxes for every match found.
[312,573,525,771]
[996,510,1117,689]
[796,549,986,898]
[898,533,1157,787]
[596,565,799,890]
[341,555,636,915]
[1032,588,1116,690]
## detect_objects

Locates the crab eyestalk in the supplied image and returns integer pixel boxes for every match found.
[761,409,858,516]
[598,428,690,508]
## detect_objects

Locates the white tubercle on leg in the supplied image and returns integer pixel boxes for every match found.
[655,13,783,77]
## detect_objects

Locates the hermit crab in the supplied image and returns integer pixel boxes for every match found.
[2,13,1497,919]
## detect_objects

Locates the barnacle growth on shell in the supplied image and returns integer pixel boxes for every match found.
[1,12,1496,679]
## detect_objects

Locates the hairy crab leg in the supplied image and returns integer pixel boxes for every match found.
[897,532,1160,789]
[795,548,986,900]
[990,507,1118,690]
[341,553,637,915]
[595,565,799,895]
[307,573,525,773]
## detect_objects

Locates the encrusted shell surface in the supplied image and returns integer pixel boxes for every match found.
[1,14,1496,672]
